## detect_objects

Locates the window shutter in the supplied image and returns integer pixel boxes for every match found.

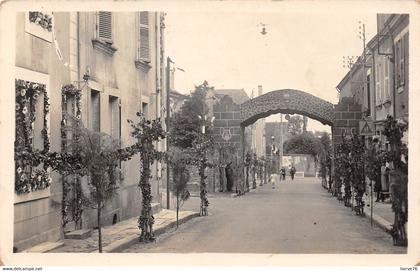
[403,33,409,87]
[98,12,112,42]
[384,59,390,99]
[375,63,381,105]
[139,12,150,61]
[395,40,400,87]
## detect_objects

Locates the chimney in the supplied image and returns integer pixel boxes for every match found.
[258,85,263,96]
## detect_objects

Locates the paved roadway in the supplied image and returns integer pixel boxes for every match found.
[123,177,406,253]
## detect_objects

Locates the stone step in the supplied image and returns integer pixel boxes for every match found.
[64,229,92,240]
[23,241,64,253]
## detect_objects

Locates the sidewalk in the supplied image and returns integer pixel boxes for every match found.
[49,209,199,253]
[364,194,394,233]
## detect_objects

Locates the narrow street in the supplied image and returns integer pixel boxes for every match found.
[123,177,406,253]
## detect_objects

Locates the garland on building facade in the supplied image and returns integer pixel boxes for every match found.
[29,12,53,32]
[15,79,51,194]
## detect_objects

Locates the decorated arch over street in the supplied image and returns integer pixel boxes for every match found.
[240,89,334,127]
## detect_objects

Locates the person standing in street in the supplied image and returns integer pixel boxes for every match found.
[290,166,296,181]
[271,173,279,189]
[280,167,286,181]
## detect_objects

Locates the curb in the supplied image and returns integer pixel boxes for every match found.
[365,211,393,234]
[103,212,200,252]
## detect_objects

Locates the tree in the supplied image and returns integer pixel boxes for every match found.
[168,148,191,228]
[128,113,166,242]
[334,133,365,213]
[170,81,213,149]
[75,128,123,253]
[169,81,215,216]
[283,132,322,163]
[286,115,304,135]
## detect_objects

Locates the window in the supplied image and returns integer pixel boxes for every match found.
[98,12,113,42]
[142,102,149,120]
[383,58,390,101]
[366,72,371,116]
[109,96,120,139]
[375,62,382,105]
[138,12,150,61]
[395,31,409,91]
[14,70,51,200]
[91,90,101,132]
[92,12,117,55]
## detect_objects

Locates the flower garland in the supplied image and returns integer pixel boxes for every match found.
[29,12,53,32]
[15,79,51,194]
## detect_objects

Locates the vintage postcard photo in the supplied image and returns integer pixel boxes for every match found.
[0,0,419,267]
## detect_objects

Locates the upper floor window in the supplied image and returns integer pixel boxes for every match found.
[92,12,117,55]
[139,12,150,62]
[383,57,390,101]
[375,62,382,105]
[25,12,53,42]
[395,31,409,92]
[97,12,113,43]
[135,12,151,70]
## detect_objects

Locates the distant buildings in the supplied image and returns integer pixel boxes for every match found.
[14,12,165,250]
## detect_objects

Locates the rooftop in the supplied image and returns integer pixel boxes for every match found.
[213,89,250,105]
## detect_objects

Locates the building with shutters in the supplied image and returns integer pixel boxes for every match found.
[14,11,166,251]
[336,14,409,146]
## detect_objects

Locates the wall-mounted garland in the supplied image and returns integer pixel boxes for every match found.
[29,12,53,32]
[15,79,51,194]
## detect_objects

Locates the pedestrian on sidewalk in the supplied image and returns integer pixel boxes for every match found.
[380,162,390,201]
[290,166,296,181]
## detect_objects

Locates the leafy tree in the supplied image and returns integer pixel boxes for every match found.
[286,115,304,135]
[75,128,123,253]
[168,148,191,228]
[169,81,215,216]
[170,81,214,149]
[283,132,322,162]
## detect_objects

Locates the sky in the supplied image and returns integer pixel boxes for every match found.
[165,11,377,132]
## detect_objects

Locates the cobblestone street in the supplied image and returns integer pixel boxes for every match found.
[123,177,406,253]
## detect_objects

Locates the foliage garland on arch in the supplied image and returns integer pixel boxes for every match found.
[15,79,51,194]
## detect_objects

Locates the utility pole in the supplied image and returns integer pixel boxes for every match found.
[166,56,172,209]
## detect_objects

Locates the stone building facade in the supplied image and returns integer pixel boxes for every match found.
[336,14,409,146]
[14,11,165,251]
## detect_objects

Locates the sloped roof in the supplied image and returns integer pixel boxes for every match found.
[213,89,250,105]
